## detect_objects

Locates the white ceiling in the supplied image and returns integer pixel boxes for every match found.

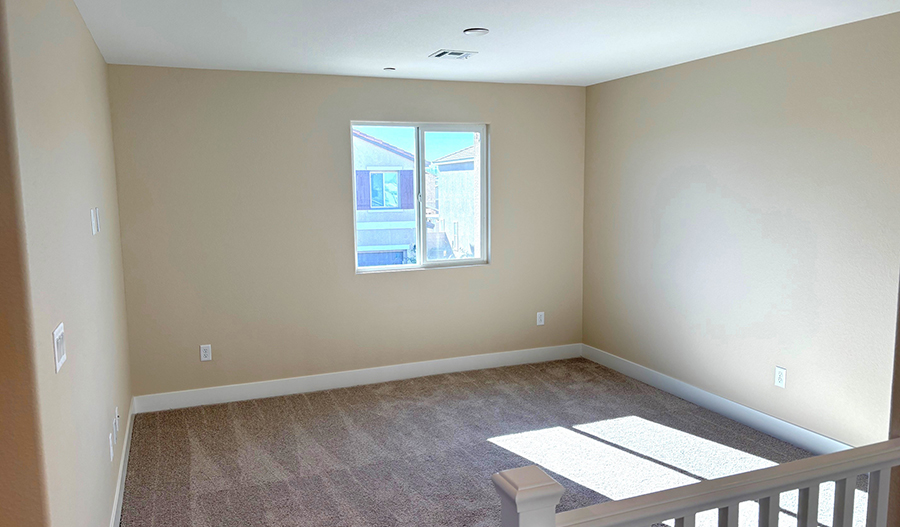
[74,0,900,86]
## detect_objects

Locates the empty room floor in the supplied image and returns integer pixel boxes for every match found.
[119,359,814,526]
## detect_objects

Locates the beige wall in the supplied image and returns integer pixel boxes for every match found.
[584,12,900,447]
[2,0,132,526]
[107,66,586,396]
[0,3,47,525]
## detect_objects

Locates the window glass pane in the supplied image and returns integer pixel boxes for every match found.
[370,173,384,207]
[424,131,482,261]
[352,125,417,268]
[383,172,399,208]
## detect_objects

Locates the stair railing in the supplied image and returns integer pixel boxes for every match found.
[493,437,900,527]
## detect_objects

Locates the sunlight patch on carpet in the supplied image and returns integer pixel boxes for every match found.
[489,426,698,500]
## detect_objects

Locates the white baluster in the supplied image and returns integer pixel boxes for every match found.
[833,477,856,527]
[492,465,565,527]
[798,484,820,527]
[718,504,738,526]
[675,514,695,527]
[866,469,889,527]
[758,495,779,527]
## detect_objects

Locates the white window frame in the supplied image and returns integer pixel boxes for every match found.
[351,121,490,274]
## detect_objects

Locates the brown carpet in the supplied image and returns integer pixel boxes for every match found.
[119,358,811,526]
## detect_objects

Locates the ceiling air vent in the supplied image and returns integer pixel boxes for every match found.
[429,49,477,60]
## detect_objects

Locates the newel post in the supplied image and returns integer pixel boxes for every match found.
[492,465,565,527]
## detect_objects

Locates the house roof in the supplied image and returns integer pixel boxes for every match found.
[352,129,414,161]
[432,146,475,164]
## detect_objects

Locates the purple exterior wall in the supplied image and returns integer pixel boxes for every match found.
[356,170,371,210]
[399,170,414,209]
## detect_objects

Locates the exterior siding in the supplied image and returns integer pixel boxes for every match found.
[355,170,371,210]
[399,170,414,209]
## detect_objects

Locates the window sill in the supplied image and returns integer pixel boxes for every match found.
[355,260,489,275]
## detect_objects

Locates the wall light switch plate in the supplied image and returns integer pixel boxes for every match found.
[109,433,114,461]
[774,366,786,388]
[200,344,212,362]
[94,207,100,233]
[536,312,545,326]
[53,322,66,373]
[112,418,118,445]
[91,208,98,235]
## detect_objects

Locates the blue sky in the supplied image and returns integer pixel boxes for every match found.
[355,126,474,162]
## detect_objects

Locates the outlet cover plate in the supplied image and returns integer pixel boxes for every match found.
[53,322,66,373]
[200,344,212,362]
[537,312,545,326]
[774,366,786,388]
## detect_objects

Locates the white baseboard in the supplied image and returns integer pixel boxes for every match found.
[128,341,848,456]
[109,397,135,527]
[133,343,582,414]
[580,344,850,455]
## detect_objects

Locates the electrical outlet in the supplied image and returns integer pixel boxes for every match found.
[200,344,212,362]
[774,366,786,388]
[91,208,98,235]
[53,322,66,373]
[536,312,545,326]
[109,433,114,462]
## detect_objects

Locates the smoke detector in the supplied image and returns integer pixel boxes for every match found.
[429,49,477,60]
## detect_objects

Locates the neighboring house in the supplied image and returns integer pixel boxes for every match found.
[431,142,482,259]
[353,129,417,266]
[353,129,477,266]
